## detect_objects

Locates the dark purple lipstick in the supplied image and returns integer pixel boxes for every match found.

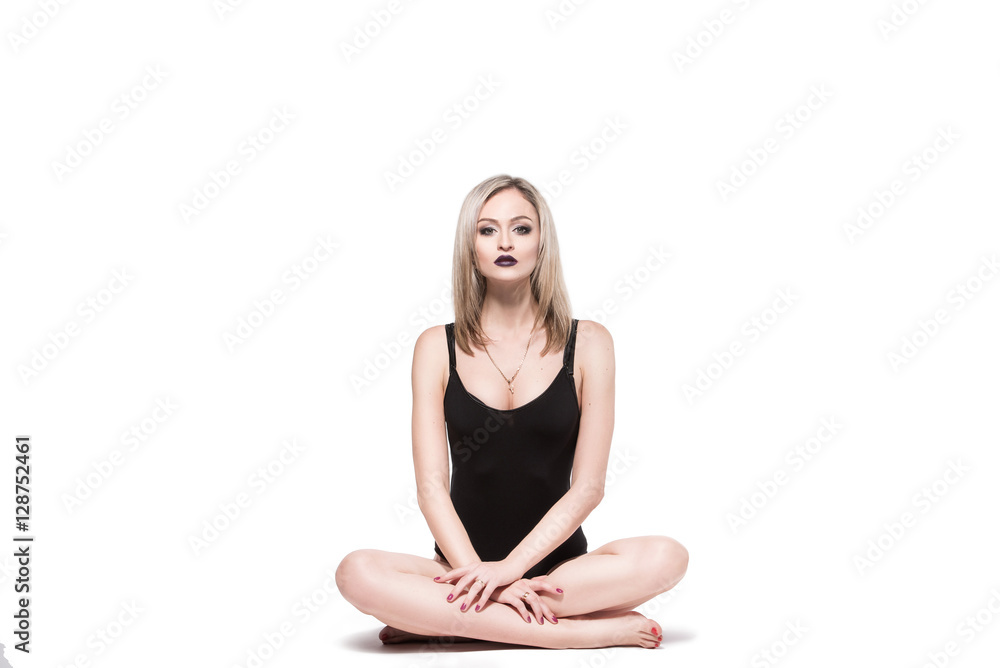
[495,255,517,266]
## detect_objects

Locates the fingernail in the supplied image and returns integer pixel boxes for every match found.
[461,604,466,611]
[447,594,453,601]
[433,576,440,580]
[651,627,658,634]
[475,605,480,611]
[552,616,558,624]
[556,588,563,593]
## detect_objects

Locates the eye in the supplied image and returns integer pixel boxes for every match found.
[478,227,495,236]
[515,225,532,234]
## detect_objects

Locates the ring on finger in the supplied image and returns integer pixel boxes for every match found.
[475,579,487,588]
[521,591,531,601]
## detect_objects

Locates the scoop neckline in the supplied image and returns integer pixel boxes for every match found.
[450,365,574,413]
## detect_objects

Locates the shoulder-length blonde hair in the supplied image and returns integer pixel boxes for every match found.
[452,174,573,357]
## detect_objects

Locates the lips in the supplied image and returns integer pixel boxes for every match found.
[495,255,517,266]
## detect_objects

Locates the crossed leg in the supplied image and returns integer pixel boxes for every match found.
[335,535,687,650]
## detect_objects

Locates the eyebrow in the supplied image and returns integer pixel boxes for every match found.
[477,216,535,224]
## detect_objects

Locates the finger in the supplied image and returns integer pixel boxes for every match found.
[476,582,498,612]
[460,578,486,612]
[509,599,532,623]
[447,572,476,603]
[499,591,531,623]
[538,599,558,624]
[527,579,563,596]
[523,592,544,624]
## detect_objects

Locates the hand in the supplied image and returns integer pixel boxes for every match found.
[488,574,563,625]
[434,559,523,613]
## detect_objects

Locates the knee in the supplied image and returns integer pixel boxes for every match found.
[644,536,688,592]
[335,549,381,613]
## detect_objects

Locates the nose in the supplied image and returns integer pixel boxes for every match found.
[497,229,512,250]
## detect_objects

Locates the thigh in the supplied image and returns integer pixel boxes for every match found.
[357,548,454,578]
[550,535,647,565]
[543,535,676,590]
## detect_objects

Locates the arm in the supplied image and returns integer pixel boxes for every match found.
[504,320,614,576]
[411,325,481,569]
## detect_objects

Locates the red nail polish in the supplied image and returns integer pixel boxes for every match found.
[461,604,466,611]
[447,594,453,601]
[553,617,558,623]
[652,627,658,634]
[434,576,440,580]
[475,605,480,611]
[556,588,563,593]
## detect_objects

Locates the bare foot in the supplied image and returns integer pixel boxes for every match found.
[574,610,663,649]
[379,624,478,645]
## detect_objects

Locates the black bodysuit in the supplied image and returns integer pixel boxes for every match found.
[433,319,588,579]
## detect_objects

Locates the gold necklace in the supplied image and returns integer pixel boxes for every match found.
[482,326,535,395]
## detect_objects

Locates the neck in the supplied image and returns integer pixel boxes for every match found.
[479,280,539,339]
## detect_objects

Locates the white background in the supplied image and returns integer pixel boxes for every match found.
[2,0,999,666]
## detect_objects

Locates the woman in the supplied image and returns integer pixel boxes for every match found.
[335,174,688,649]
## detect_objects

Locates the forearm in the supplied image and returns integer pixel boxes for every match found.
[418,489,481,569]
[504,485,601,576]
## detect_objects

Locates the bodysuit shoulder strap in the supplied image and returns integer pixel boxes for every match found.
[445,322,456,371]
[563,318,579,377]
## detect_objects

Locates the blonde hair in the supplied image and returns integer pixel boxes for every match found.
[452,174,573,357]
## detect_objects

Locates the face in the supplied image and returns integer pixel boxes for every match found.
[474,188,540,284]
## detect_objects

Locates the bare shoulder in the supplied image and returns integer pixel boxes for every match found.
[574,319,614,376]
[412,324,449,391]
[414,323,448,356]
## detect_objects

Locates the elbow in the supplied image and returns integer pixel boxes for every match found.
[416,483,447,509]
[575,479,604,508]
